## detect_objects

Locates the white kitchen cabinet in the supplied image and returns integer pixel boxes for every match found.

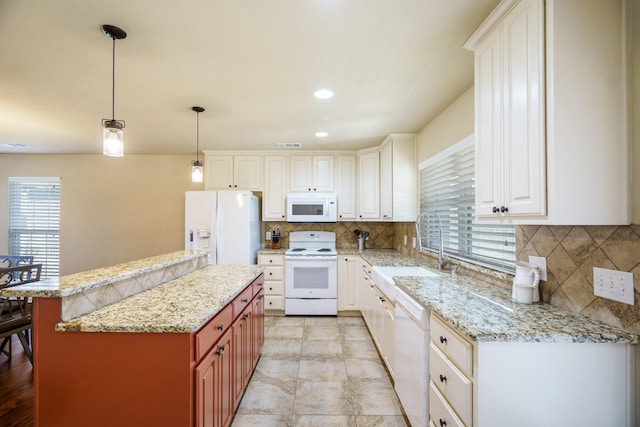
[466,0,631,224]
[263,156,288,221]
[337,256,360,311]
[430,313,636,427]
[379,133,418,221]
[466,0,546,219]
[357,150,380,220]
[289,155,334,192]
[258,254,285,312]
[204,154,262,190]
[335,155,357,220]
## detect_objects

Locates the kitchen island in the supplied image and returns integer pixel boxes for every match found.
[2,251,265,427]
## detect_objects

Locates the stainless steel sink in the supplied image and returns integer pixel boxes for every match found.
[372,266,438,301]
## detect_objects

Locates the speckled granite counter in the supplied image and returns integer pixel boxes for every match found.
[342,249,638,345]
[56,264,264,333]
[2,250,209,298]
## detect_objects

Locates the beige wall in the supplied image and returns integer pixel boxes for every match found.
[0,154,203,275]
[416,86,474,164]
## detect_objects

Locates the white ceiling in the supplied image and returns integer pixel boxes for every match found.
[0,0,499,155]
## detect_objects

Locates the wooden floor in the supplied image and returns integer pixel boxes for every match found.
[0,332,34,427]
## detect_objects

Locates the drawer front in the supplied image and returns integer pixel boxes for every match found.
[195,303,233,361]
[252,275,265,295]
[265,295,284,310]
[429,343,472,426]
[233,285,254,317]
[258,254,284,266]
[429,381,465,427]
[265,281,284,296]
[264,266,283,281]
[431,315,473,376]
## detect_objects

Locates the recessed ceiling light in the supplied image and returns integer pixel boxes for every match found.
[314,89,334,99]
[315,132,328,138]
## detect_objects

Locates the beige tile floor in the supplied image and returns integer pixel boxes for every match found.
[231,316,408,427]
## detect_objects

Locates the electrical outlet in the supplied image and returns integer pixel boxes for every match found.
[412,237,416,248]
[403,235,408,245]
[266,231,271,241]
[593,267,635,305]
[528,256,548,281]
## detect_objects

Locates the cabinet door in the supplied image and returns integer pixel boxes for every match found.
[382,300,395,379]
[195,328,233,427]
[338,256,360,311]
[234,155,262,190]
[379,141,393,219]
[357,152,380,219]
[474,29,504,217]
[312,156,334,192]
[263,156,288,220]
[335,155,357,220]
[232,313,249,406]
[289,156,313,192]
[205,155,234,190]
[252,292,265,367]
[501,0,545,216]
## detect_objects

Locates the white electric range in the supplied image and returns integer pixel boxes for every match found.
[284,231,337,315]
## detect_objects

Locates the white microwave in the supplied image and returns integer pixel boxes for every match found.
[287,193,337,223]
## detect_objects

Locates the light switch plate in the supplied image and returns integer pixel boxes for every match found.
[266,231,271,241]
[593,267,635,305]
[528,256,547,281]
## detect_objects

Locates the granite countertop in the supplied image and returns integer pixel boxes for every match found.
[2,250,209,298]
[55,265,264,333]
[348,250,638,345]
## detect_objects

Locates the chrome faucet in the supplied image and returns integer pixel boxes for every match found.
[415,210,446,270]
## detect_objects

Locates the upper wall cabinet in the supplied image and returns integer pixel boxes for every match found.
[289,155,334,192]
[465,0,631,225]
[335,155,357,220]
[357,150,380,220]
[204,154,262,191]
[379,133,418,221]
[263,156,288,221]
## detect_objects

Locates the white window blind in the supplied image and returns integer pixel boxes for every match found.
[8,177,60,278]
[418,136,515,272]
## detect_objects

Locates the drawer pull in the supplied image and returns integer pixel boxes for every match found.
[439,374,447,383]
[217,324,224,331]
[215,344,225,356]
[439,336,447,344]
[241,298,249,303]
[439,419,447,427]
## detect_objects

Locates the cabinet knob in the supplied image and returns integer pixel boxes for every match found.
[439,336,447,344]
[282,215,285,218]
[215,344,225,356]
[269,301,273,306]
[217,324,224,331]
[313,188,317,191]
[228,185,232,188]
[269,287,273,291]
[269,272,273,276]
[439,419,447,427]
[439,374,447,383]
[492,206,499,213]
[308,188,311,191]
[234,185,238,188]
[241,298,249,303]
[269,259,273,263]
[500,205,509,213]
[359,215,363,218]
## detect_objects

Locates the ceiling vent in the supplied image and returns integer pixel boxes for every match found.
[277,143,302,148]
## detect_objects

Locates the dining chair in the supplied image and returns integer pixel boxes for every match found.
[0,263,42,364]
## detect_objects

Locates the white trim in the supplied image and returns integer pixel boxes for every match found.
[419,134,474,170]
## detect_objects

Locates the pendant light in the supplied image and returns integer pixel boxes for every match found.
[191,106,205,183]
[101,25,127,157]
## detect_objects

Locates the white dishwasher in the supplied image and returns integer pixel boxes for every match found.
[395,286,430,427]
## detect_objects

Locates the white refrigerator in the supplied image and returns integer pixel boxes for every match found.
[185,191,260,265]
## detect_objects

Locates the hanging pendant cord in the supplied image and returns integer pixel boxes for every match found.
[111,37,116,120]
[196,111,200,162]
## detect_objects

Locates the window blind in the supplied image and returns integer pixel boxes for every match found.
[8,177,60,278]
[418,137,515,272]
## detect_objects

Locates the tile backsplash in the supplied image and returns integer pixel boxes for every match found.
[517,225,640,334]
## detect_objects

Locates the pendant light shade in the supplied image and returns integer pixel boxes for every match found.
[101,25,127,157]
[191,106,205,183]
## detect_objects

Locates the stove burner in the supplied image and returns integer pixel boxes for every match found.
[290,248,306,252]
[317,248,332,252]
